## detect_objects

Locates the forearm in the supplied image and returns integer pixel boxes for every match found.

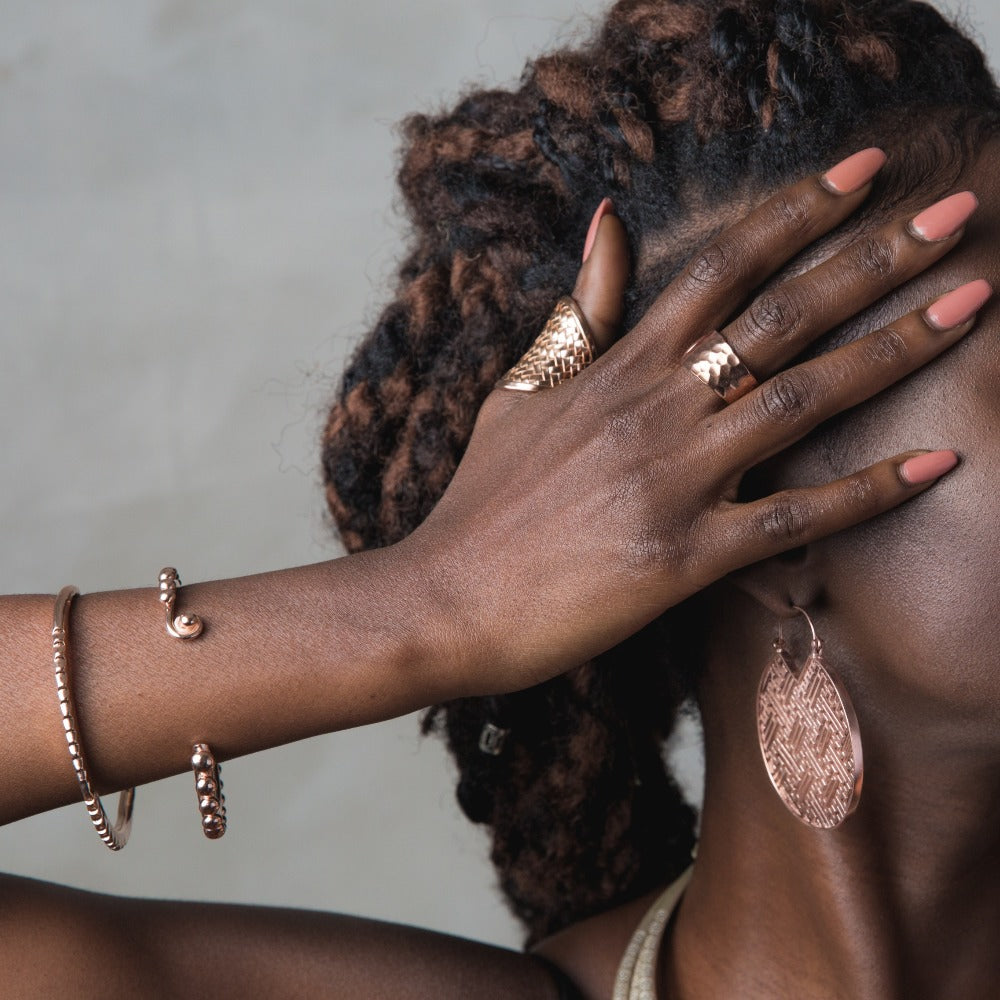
[0,543,453,825]
[0,874,573,1000]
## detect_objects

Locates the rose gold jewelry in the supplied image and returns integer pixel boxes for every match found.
[681,330,758,403]
[52,586,136,851]
[156,569,222,837]
[496,296,596,391]
[756,606,863,829]
[191,743,227,839]
[159,567,204,639]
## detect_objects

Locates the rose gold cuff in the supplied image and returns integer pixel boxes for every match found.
[156,569,224,839]
[191,743,227,839]
[681,331,758,404]
[159,567,204,639]
[53,586,135,851]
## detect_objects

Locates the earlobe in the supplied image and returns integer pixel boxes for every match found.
[723,543,823,620]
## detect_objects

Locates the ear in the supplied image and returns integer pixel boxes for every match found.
[721,543,825,622]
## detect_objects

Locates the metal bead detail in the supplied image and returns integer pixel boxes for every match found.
[159,567,204,640]
[191,741,227,840]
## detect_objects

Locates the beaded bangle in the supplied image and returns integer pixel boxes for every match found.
[158,567,226,840]
[191,742,227,839]
[52,586,135,851]
[158,567,204,640]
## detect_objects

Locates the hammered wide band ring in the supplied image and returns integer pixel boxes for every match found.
[496,296,596,392]
[681,330,758,404]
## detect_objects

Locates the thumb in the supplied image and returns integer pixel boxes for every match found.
[572,198,629,354]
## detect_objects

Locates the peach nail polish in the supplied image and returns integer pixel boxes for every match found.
[899,450,959,486]
[924,279,993,330]
[820,148,887,194]
[908,191,979,242]
[582,197,615,263]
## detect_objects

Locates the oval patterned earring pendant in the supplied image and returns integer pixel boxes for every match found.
[756,607,863,829]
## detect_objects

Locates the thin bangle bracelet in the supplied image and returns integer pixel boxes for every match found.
[52,586,135,851]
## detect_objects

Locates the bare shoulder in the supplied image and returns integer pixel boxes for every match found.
[531,885,668,1000]
[0,872,564,999]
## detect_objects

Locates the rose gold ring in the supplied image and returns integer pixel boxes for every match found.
[681,330,758,404]
[496,296,596,392]
[53,586,136,851]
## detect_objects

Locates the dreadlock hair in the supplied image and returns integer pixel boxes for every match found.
[322,0,1000,946]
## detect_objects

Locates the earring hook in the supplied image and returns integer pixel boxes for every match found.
[791,604,822,654]
[776,605,821,650]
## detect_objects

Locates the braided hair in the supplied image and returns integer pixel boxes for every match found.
[322,0,1000,945]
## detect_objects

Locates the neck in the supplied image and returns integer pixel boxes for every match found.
[664,642,1000,1000]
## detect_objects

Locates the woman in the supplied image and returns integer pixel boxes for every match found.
[2,0,998,997]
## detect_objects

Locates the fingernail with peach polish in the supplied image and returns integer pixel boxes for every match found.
[820,148,887,195]
[908,191,979,242]
[582,197,615,263]
[899,450,959,486]
[924,279,993,330]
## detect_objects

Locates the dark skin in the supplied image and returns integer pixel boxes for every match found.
[659,140,1000,1000]
[532,144,999,999]
[0,144,993,996]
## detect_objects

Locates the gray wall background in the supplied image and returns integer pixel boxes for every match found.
[1,1,997,951]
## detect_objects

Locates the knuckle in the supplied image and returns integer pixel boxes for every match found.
[841,472,879,516]
[759,493,812,545]
[755,369,812,424]
[744,288,803,346]
[685,241,730,288]
[860,325,909,367]
[852,235,897,281]
[769,191,812,236]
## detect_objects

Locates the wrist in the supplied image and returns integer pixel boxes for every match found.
[384,528,486,704]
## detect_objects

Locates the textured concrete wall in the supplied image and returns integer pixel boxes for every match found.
[1,1,997,950]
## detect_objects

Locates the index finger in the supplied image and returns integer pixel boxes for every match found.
[638,147,888,355]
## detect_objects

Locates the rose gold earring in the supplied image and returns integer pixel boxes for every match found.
[756,606,863,829]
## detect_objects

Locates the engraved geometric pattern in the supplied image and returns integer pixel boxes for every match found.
[681,331,757,403]
[757,645,862,829]
[497,296,595,391]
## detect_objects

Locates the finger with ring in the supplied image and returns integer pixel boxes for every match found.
[496,296,596,392]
